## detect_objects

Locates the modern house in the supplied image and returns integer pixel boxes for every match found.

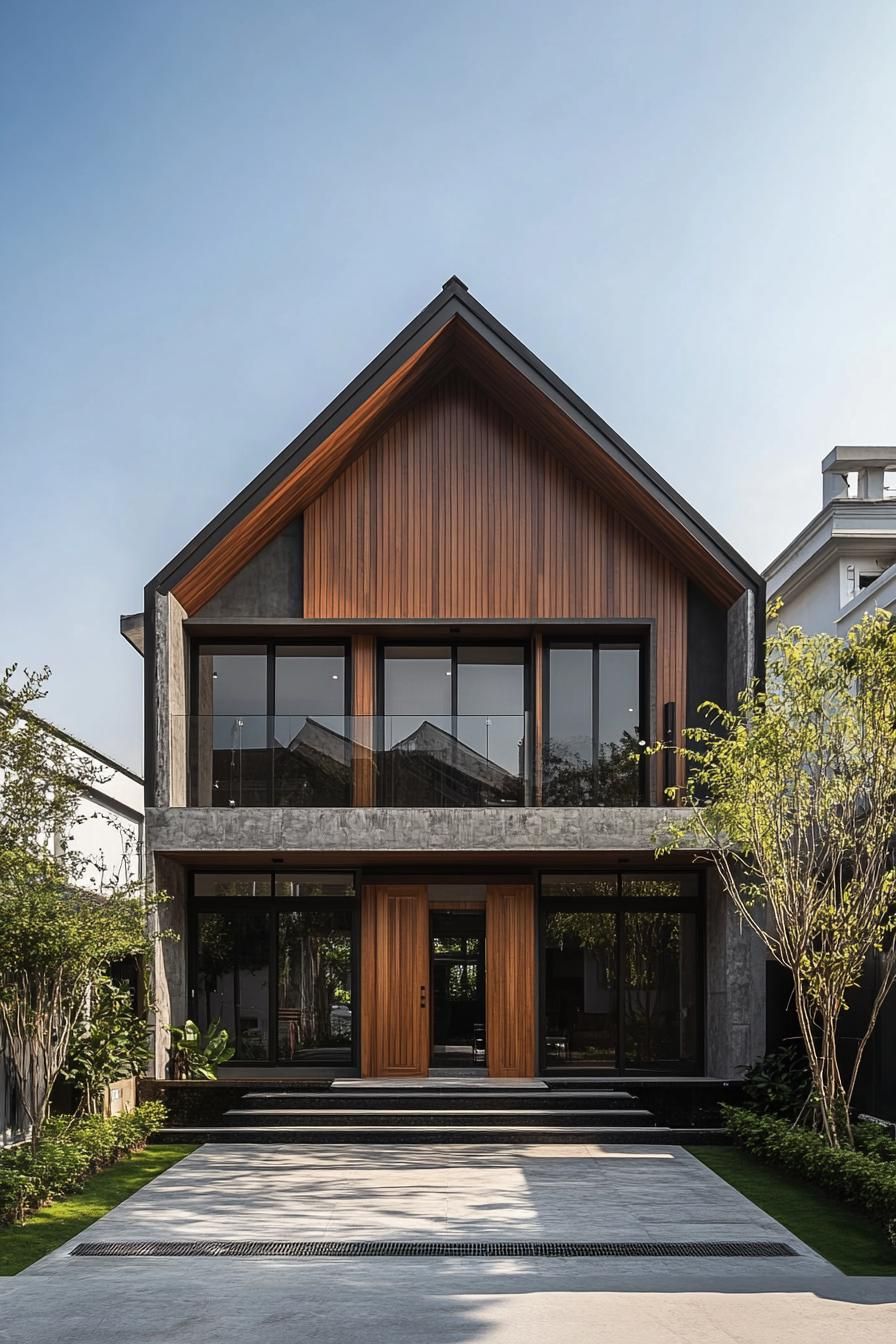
[123,278,765,1095]
[765,446,896,1122]
[0,719,144,1146]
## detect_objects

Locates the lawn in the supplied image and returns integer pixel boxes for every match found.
[691,1145,896,1276]
[0,1144,196,1276]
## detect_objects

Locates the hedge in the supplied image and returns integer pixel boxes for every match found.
[722,1105,896,1249]
[0,1102,167,1226]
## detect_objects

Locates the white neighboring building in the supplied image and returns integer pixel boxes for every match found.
[765,446,896,636]
[765,445,896,1123]
[0,721,143,1146]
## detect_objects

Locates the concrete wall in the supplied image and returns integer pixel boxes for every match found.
[150,854,188,1077]
[726,587,757,706]
[704,869,766,1076]
[152,590,188,809]
[195,519,301,618]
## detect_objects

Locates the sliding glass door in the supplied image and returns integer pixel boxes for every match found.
[191,872,357,1066]
[380,643,528,805]
[544,642,644,804]
[540,874,702,1073]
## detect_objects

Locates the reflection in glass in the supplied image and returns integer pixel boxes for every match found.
[543,643,643,805]
[623,911,698,1069]
[277,907,353,1063]
[543,883,617,1068]
[273,645,349,805]
[195,646,269,806]
[381,645,526,805]
[456,647,526,778]
[544,646,593,805]
[195,909,270,1060]
[430,910,486,1067]
[597,647,641,804]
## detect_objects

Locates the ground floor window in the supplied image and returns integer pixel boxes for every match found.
[190,872,356,1066]
[540,874,702,1074]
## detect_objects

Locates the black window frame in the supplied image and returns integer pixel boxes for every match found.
[188,638,352,807]
[188,869,360,1069]
[542,634,649,806]
[537,869,705,1075]
[376,638,532,805]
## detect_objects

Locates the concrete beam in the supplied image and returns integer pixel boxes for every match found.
[145,805,700,855]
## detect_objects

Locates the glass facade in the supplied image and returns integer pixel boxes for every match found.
[380,643,527,805]
[544,642,644,805]
[191,872,356,1066]
[541,873,701,1073]
[190,642,349,807]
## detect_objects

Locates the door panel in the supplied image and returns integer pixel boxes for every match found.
[486,884,536,1077]
[361,885,429,1077]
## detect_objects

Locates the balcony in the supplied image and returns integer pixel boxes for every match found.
[183,714,530,809]
[179,713,646,809]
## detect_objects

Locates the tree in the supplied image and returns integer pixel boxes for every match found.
[656,610,896,1147]
[0,664,159,1147]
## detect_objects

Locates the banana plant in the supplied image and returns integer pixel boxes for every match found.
[167,1018,235,1080]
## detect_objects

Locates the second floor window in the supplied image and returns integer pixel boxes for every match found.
[544,642,644,805]
[191,642,349,807]
[381,644,528,806]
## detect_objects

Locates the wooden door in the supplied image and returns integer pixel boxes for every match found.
[486,884,537,1077]
[361,885,429,1077]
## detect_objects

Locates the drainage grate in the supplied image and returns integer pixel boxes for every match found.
[70,1239,797,1259]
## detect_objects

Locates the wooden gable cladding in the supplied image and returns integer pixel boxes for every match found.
[171,324,458,614]
[303,368,690,622]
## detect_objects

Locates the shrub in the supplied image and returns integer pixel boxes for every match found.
[0,1101,167,1226]
[853,1121,896,1165]
[723,1105,896,1249]
[741,1044,812,1120]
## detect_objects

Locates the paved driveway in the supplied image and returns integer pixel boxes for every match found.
[3,1143,895,1344]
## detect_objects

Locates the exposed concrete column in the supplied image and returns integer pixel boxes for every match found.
[726,588,756,710]
[152,590,188,809]
[150,854,188,1078]
[704,868,766,1077]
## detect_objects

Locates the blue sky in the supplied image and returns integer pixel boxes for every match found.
[2,1,895,772]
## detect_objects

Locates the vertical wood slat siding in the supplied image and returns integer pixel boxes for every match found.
[351,635,376,805]
[486,884,537,1077]
[305,369,687,793]
[361,885,429,1077]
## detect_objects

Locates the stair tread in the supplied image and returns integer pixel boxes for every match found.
[226,1108,653,1118]
[157,1124,671,1135]
[241,1091,638,1102]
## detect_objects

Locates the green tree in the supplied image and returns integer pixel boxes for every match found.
[0,665,161,1147]
[656,610,896,1147]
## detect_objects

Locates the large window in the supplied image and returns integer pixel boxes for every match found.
[380,643,527,805]
[541,873,701,1073]
[191,872,356,1065]
[544,642,644,805]
[191,642,349,806]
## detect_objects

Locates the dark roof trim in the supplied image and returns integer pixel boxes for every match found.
[7,705,144,787]
[148,277,762,597]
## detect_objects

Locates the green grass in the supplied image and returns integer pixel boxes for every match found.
[0,1144,196,1277]
[691,1144,896,1276]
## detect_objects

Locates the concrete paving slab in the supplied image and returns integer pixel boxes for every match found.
[2,1142,895,1344]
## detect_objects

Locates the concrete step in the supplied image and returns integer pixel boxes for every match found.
[151,1123,674,1145]
[222,1107,656,1128]
[236,1090,640,1111]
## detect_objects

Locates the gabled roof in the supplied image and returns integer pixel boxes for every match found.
[149,277,761,612]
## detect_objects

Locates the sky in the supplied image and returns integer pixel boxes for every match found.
[2,0,895,774]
